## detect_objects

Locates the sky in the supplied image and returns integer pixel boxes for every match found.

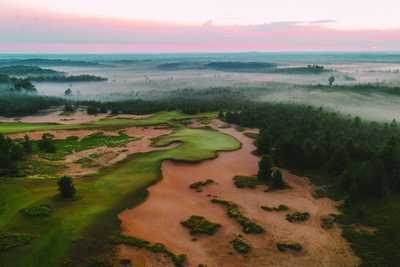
[1,0,400,53]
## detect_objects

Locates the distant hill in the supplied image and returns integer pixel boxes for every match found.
[0,65,62,76]
[0,58,104,67]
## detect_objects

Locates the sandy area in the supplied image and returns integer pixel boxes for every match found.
[117,120,360,267]
[62,126,173,177]
[0,107,150,125]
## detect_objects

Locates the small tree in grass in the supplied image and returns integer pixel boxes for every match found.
[258,155,273,183]
[271,169,285,189]
[58,176,76,198]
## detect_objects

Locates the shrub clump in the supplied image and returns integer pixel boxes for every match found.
[211,199,264,234]
[189,179,215,192]
[181,215,221,235]
[286,212,310,223]
[233,176,261,189]
[20,204,50,217]
[277,242,303,253]
[58,176,76,199]
[261,204,289,212]
[231,237,251,254]
[0,233,33,251]
[110,234,186,267]
[320,216,335,229]
[312,186,327,199]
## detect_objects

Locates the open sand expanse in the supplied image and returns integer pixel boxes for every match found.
[117,120,360,267]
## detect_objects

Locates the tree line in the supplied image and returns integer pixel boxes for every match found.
[221,103,400,201]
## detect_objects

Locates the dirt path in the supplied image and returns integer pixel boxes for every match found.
[117,121,360,267]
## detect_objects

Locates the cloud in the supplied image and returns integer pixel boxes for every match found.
[0,8,398,52]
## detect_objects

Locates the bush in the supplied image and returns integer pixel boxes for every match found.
[38,133,56,153]
[20,205,50,217]
[111,234,186,267]
[211,199,264,234]
[231,238,251,254]
[261,204,289,212]
[320,216,335,229]
[181,215,221,235]
[0,233,33,251]
[271,169,286,190]
[277,242,302,253]
[233,176,261,189]
[189,179,214,192]
[286,212,310,223]
[57,176,76,198]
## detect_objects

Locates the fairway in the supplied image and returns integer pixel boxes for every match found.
[0,121,240,267]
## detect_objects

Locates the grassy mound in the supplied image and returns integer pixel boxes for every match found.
[181,215,221,235]
[230,237,251,254]
[286,212,310,223]
[261,205,289,212]
[0,233,33,251]
[111,234,186,267]
[233,176,261,189]
[189,179,215,192]
[211,199,264,234]
[20,205,50,217]
[277,242,303,253]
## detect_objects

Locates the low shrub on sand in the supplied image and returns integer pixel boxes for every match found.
[211,199,264,234]
[233,176,261,189]
[286,212,310,223]
[277,242,303,253]
[261,204,289,212]
[110,234,186,267]
[320,215,335,229]
[189,179,215,192]
[231,237,251,254]
[181,215,221,235]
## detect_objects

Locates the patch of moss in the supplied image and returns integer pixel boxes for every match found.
[211,199,264,234]
[0,233,33,251]
[189,179,214,192]
[20,205,50,217]
[277,242,303,253]
[110,234,186,267]
[230,237,251,254]
[286,212,310,223]
[181,215,221,235]
[261,204,289,212]
[233,176,261,189]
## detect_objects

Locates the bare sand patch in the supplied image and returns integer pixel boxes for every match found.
[0,107,150,125]
[117,122,360,267]
[62,126,173,177]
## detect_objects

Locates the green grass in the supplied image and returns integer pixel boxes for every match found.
[33,132,136,161]
[0,125,239,267]
[0,111,216,134]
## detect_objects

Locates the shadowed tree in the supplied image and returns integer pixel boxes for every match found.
[258,155,273,182]
[328,76,335,86]
[58,176,76,198]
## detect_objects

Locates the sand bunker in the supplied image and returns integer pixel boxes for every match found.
[63,126,172,177]
[117,120,360,267]
[0,107,150,125]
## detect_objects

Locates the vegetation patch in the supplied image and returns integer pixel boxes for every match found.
[320,215,335,229]
[276,242,303,253]
[20,204,50,217]
[261,204,289,212]
[34,132,136,161]
[181,215,221,235]
[243,132,258,139]
[233,176,261,189]
[286,212,311,223]
[312,186,328,199]
[0,233,33,251]
[189,179,215,192]
[230,237,251,254]
[110,234,186,267]
[211,199,264,234]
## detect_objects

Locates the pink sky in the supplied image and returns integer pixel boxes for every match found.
[1,1,400,52]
